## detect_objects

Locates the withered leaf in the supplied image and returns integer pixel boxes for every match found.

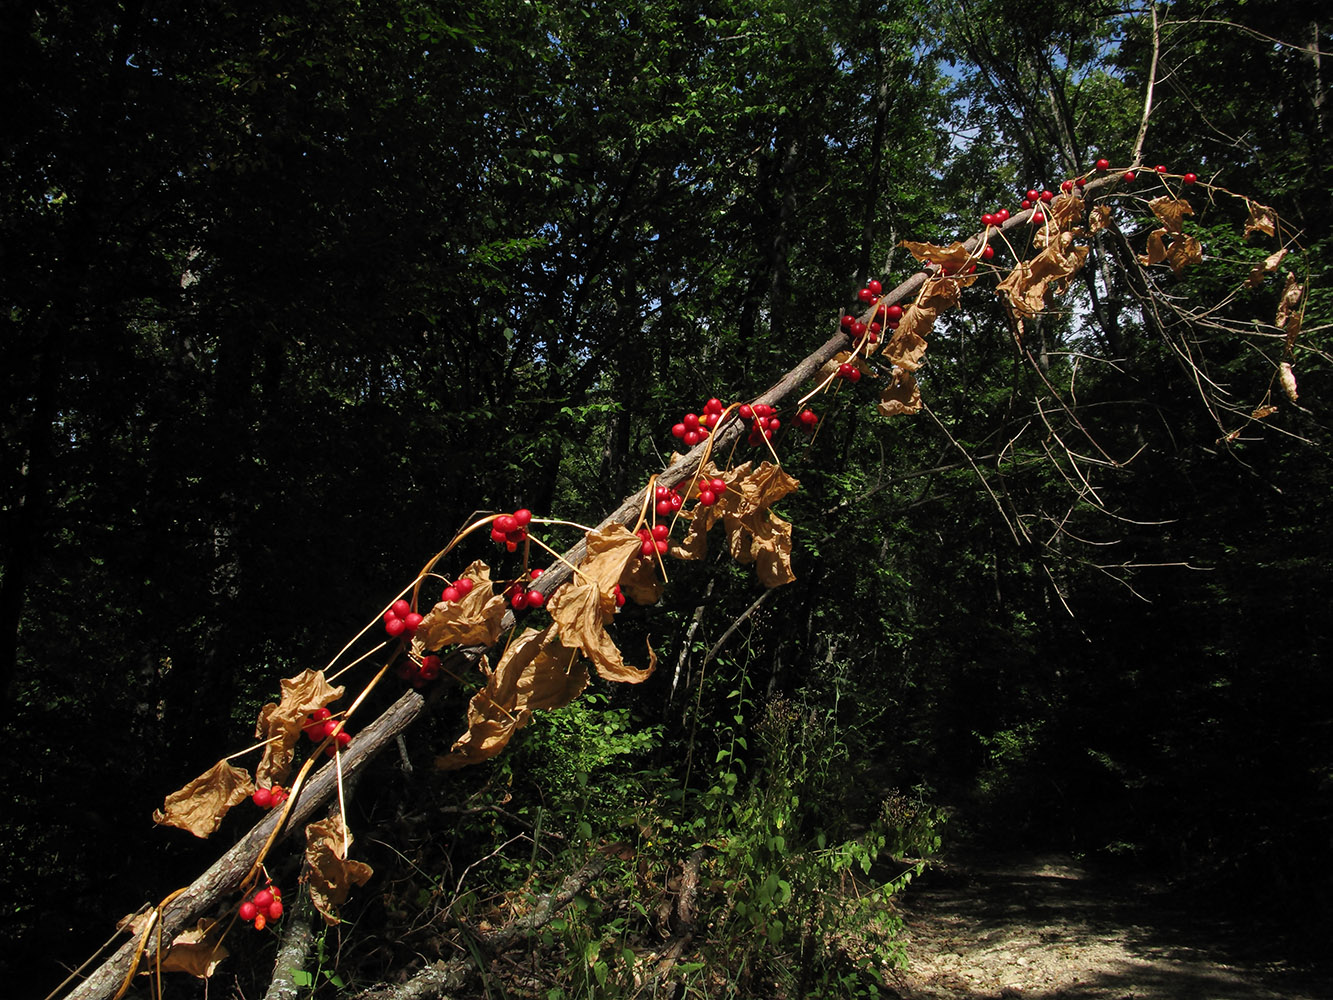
[728,509,796,588]
[414,560,507,651]
[1247,248,1288,288]
[899,239,974,272]
[153,760,254,839]
[1275,271,1305,350]
[547,526,653,684]
[159,920,229,979]
[436,626,591,769]
[255,669,345,788]
[305,815,373,925]
[1049,192,1085,231]
[997,237,1087,323]
[1280,362,1298,403]
[1087,205,1112,234]
[618,550,663,605]
[1138,228,1169,267]
[1251,404,1279,421]
[878,369,922,417]
[1244,200,1277,241]
[1149,196,1194,234]
[1165,233,1203,276]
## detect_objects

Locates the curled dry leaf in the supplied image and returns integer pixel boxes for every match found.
[1275,272,1305,350]
[436,625,591,769]
[899,239,974,272]
[159,919,229,979]
[1049,192,1085,232]
[1148,196,1194,234]
[255,669,345,788]
[671,461,799,588]
[153,760,254,839]
[729,508,796,587]
[618,549,663,605]
[998,234,1088,323]
[1247,248,1288,288]
[1279,362,1298,403]
[547,525,654,683]
[1087,204,1112,234]
[1165,234,1203,276]
[414,559,507,651]
[305,814,374,925]
[878,368,922,417]
[1244,200,1277,241]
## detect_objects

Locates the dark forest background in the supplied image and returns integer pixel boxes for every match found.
[3,1,1330,997]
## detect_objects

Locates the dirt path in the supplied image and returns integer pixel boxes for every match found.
[885,851,1330,1000]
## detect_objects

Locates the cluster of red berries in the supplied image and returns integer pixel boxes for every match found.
[654,484,683,516]
[384,599,422,639]
[637,523,670,557]
[837,363,863,383]
[506,569,545,610]
[798,408,819,433]
[303,707,352,756]
[440,576,475,604]
[396,654,443,687]
[739,403,779,445]
[490,509,532,552]
[695,476,728,507]
[980,207,1012,227]
[670,398,726,447]
[239,885,283,931]
[251,784,289,809]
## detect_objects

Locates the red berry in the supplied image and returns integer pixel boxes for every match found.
[884,304,903,321]
[419,656,441,681]
[505,540,518,553]
[613,585,626,607]
[403,612,422,634]
[513,509,532,527]
[511,590,527,610]
[1040,190,1053,202]
[385,617,406,638]
[267,900,283,920]
[738,404,753,419]
[455,578,474,596]
[1183,172,1197,184]
[1076,176,1086,187]
[442,586,460,603]
[239,901,258,922]
[840,314,855,329]
[1020,199,1031,210]
[656,499,671,515]
[981,213,995,226]
[391,599,411,618]
[1155,164,1166,173]
[312,708,331,722]
[526,590,545,609]
[322,719,340,739]
[640,539,655,557]
[495,514,517,533]
[857,287,874,303]
[1060,180,1073,192]
[698,490,716,506]
[867,279,882,294]
[981,245,995,260]
[705,398,722,413]
[1025,188,1039,201]
[655,538,668,554]
[671,423,686,438]
[1123,170,1136,182]
[669,493,682,511]
[710,477,726,493]
[1031,211,1045,224]
[253,889,273,909]
[1096,157,1110,170]
[254,913,267,931]
[252,787,273,809]
[997,208,1010,221]
[652,523,668,540]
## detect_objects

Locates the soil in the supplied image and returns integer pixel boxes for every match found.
[885,850,1331,1000]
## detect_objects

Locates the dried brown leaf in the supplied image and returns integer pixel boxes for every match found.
[899,239,973,271]
[1244,200,1277,241]
[1138,228,1169,267]
[436,626,592,769]
[878,369,922,417]
[255,670,345,788]
[1275,272,1305,351]
[1280,362,1298,403]
[1251,404,1279,420]
[1247,248,1288,288]
[414,560,507,651]
[1149,196,1194,234]
[728,509,796,588]
[305,815,373,925]
[1088,205,1112,234]
[160,920,229,979]
[618,555,663,605]
[153,760,254,839]
[1049,192,1085,231]
[1165,234,1203,276]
